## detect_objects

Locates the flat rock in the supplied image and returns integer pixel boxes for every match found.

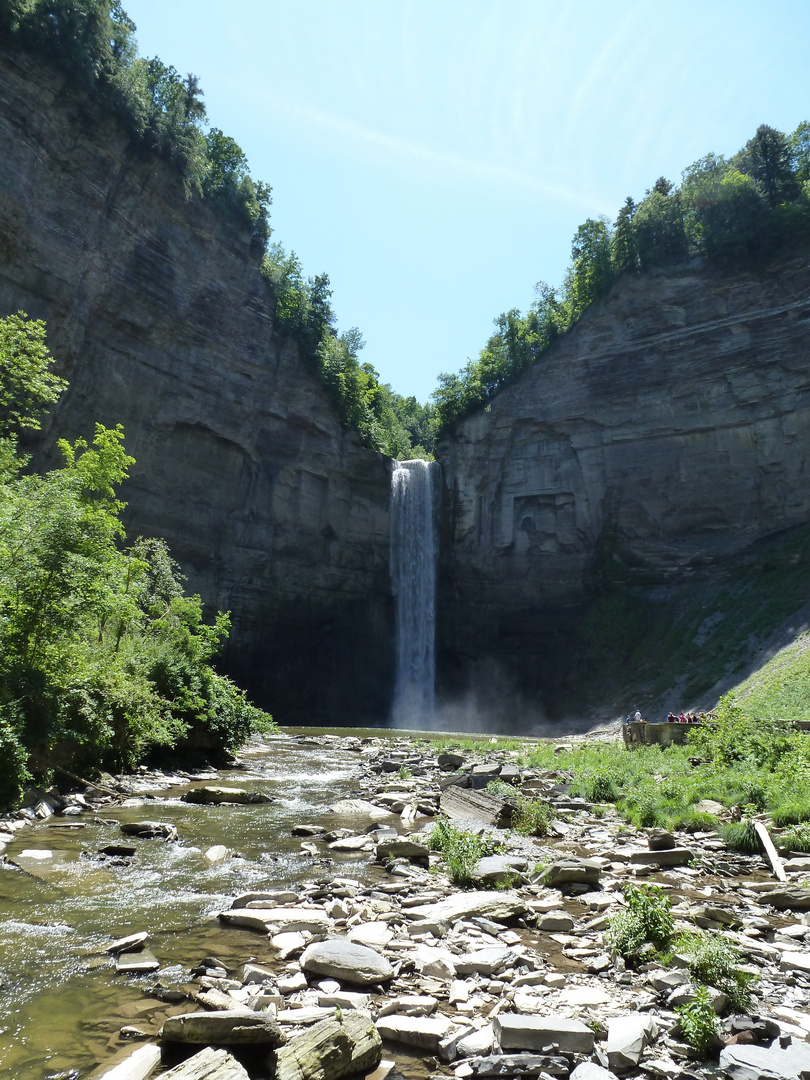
[719,1039,810,1080]
[629,847,694,866]
[106,931,149,955]
[571,1065,619,1080]
[475,855,527,886]
[493,1014,595,1054]
[160,1010,284,1046]
[348,922,393,948]
[778,951,810,974]
[97,1043,162,1080]
[300,938,394,986]
[760,886,810,911]
[220,907,329,934]
[537,911,575,932]
[116,950,160,974]
[328,799,393,820]
[468,1053,570,1077]
[375,1014,453,1051]
[160,1047,250,1078]
[120,821,177,841]
[454,947,520,977]
[407,890,525,923]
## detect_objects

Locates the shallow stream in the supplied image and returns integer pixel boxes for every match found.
[0,731,380,1079]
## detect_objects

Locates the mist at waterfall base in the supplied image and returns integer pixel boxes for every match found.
[389,459,557,737]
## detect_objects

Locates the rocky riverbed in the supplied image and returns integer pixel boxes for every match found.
[1,730,809,1080]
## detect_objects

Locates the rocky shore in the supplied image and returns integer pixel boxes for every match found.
[3,732,810,1080]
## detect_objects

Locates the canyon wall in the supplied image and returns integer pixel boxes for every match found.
[0,44,394,725]
[437,255,810,717]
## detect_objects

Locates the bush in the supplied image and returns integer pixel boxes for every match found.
[771,799,810,827]
[675,931,753,1011]
[676,986,719,1056]
[427,817,499,887]
[605,883,674,964]
[778,822,810,853]
[512,797,556,838]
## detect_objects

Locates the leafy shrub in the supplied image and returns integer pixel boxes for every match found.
[676,986,719,1056]
[512,797,556,838]
[718,820,760,854]
[427,817,499,887]
[675,931,753,1011]
[605,883,674,964]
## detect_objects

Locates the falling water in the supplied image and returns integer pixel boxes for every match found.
[390,459,439,727]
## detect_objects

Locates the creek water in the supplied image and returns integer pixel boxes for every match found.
[0,732,386,1079]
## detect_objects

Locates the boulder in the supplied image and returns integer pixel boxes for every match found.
[220,907,329,934]
[120,822,178,841]
[536,911,574,932]
[493,1014,595,1054]
[116,950,160,974]
[778,951,810,975]
[300,938,394,986]
[760,886,810,911]
[375,838,429,863]
[544,859,601,889]
[105,931,149,955]
[571,1065,619,1080]
[160,1010,284,1046]
[182,786,273,805]
[605,1013,658,1070]
[474,855,527,886]
[274,1012,382,1080]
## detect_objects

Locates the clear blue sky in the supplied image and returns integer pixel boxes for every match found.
[123,0,809,401]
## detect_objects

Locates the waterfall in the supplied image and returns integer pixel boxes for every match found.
[390,459,439,728]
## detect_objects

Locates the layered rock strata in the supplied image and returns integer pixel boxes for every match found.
[0,43,394,723]
[437,255,810,716]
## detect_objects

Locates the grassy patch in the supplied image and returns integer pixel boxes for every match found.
[427,816,500,887]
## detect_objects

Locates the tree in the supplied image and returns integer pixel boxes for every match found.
[0,312,66,435]
[612,197,638,273]
[733,124,797,207]
[634,183,688,269]
[567,217,614,318]
[790,120,810,185]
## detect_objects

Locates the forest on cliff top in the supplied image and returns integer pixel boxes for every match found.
[2,0,808,459]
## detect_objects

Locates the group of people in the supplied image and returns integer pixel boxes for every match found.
[624,710,713,724]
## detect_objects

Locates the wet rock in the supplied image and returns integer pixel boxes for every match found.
[300,938,394,986]
[116,950,160,974]
[375,1014,453,1051]
[96,1043,162,1080]
[182,786,273,805]
[605,1013,658,1070]
[204,845,230,864]
[231,890,299,907]
[274,1011,382,1080]
[328,799,393,820]
[292,824,327,837]
[220,907,329,934]
[99,844,137,857]
[105,931,149,955]
[119,822,178,841]
[159,1047,249,1078]
[329,835,375,852]
[719,1039,810,1080]
[493,1014,595,1054]
[161,1009,284,1046]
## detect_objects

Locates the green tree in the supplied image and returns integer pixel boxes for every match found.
[634,181,688,268]
[733,124,797,207]
[611,197,638,273]
[0,312,67,435]
[567,217,614,318]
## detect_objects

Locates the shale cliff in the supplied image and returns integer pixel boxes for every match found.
[437,255,810,719]
[0,43,394,725]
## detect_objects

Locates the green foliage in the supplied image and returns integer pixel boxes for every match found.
[427,816,499,887]
[779,822,810,852]
[717,820,760,854]
[605,883,674,965]
[0,316,273,803]
[676,987,719,1056]
[512,797,556,838]
[0,312,67,434]
[676,931,753,1011]
[771,800,810,827]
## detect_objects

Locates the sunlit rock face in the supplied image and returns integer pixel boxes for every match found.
[0,43,394,724]
[437,254,810,715]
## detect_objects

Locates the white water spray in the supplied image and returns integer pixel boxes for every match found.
[390,459,439,727]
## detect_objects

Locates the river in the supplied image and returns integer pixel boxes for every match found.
[0,731,390,1079]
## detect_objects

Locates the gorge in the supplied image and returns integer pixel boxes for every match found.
[1,39,810,729]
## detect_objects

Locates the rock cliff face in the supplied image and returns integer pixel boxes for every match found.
[437,255,810,717]
[0,44,394,724]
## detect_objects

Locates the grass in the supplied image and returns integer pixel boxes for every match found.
[717,820,760,854]
[778,822,810,852]
[486,780,558,838]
